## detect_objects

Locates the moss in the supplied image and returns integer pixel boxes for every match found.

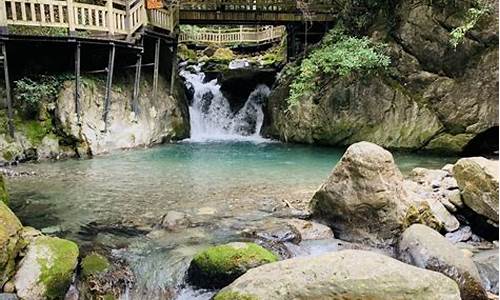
[35,237,79,300]
[8,25,90,37]
[424,133,475,154]
[214,291,259,300]
[189,242,277,288]
[0,175,8,205]
[14,117,53,146]
[81,253,110,278]
[211,48,235,62]
[0,201,23,286]
[178,44,198,61]
[404,204,443,231]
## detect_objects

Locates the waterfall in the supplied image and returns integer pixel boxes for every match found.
[179,63,270,142]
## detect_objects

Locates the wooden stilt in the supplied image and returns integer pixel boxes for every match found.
[152,38,160,99]
[169,41,177,96]
[2,42,14,138]
[132,51,142,114]
[75,42,81,123]
[286,24,296,62]
[103,43,115,130]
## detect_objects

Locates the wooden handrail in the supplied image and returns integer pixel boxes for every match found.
[179,25,285,45]
[0,0,174,38]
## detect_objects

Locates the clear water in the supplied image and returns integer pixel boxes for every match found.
[6,141,457,299]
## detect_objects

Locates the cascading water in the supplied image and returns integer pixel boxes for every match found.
[179,63,270,141]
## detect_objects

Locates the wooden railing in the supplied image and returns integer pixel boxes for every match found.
[179,25,285,44]
[0,0,176,38]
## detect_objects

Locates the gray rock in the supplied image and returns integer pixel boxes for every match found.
[398,224,487,300]
[310,142,410,246]
[159,211,189,231]
[446,226,473,243]
[0,294,18,300]
[286,219,334,241]
[473,249,499,294]
[453,157,499,222]
[215,250,461,300]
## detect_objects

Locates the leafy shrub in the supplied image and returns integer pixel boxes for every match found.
[14,74,73,118]
[287,28,390,107]
[449,0,491,48]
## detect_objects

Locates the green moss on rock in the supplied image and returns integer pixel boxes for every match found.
[214,291,259,300]
[404,203,443,231]
[178,44,197,61]
[211,48,235,62]
[36,237,79,299]
[0,201,23,287]
[81,253,110,278]
[0,174,8,205]
[188,242,278,288]
[424,133,475,154]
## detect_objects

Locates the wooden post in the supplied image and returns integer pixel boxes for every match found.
[103,43,115,130]
[132,51,142,114]
[286,24,296,61]
[2,43,13,138]
[66,0,75,35]
[152,38,160,99]
[74,42,81,122]
[106,0,115,37]
[124,0,131,40]
[169,41,177,96]
[0,0,8,34]
[239,25,243,42]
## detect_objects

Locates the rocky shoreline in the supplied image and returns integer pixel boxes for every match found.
[0,141,497,299]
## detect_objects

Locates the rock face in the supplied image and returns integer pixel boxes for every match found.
[0,74,189,164]
[14,236,79,300]
[188,242,278,289]
[398,224,487,300]
[286,219,334,241]
[56,75,190,157]
[453,157,499,222]
[215,249,461,300]
[265,0,498,154]
[310,142,410,246]
[0,175,8,205]
[0,201,23,287]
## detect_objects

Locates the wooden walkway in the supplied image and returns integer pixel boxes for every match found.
[179,25,285,45]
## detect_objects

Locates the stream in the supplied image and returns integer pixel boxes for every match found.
[6,63,460,299]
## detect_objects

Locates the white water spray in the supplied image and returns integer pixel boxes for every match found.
[180,63,270,142]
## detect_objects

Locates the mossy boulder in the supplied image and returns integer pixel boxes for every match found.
[81,253,110,278]
[211,48,235,62]
[14,236,79,300]
[0,174,8,205]
[0,201,23,287]
[177,44,197,62]
[188,242,278,288]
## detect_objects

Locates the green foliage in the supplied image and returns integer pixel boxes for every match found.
[449,0,491,48]
[14,74,72,118]
[214,291,259,300]
[287,28,390,107]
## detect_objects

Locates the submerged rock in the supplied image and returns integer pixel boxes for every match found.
[0,201,23,287]
[188,242,278,289]
[81,253,110,278]
[14,236,79,300]
[453,157,499,223]
[398,224,487,300]
[215,249,461,300]
[310,141,410,246]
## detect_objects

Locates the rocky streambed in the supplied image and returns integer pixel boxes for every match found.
[0,141,498,299]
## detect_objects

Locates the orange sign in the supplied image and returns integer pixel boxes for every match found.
[146,0,163,9]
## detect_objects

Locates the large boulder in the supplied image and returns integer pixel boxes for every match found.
[310,141,411,246]
[398,224,487,300]
[187,242,278,288]
[14,236,79,300]
[215,249,461,300]
[453,157,499,222]
[0,202,23,288]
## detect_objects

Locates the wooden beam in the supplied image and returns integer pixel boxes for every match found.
[103,43,115,130]
[74,42,81,123]
[2,42,13,138]
[132,51,142,114]
[152,38,160,99]
[169,41,177,96]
